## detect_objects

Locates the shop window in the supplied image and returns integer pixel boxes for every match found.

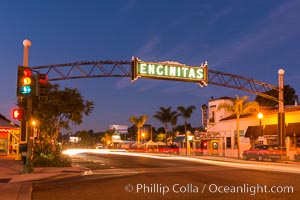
[226,137,231,148]
[0,138,7,153]
[257,140,264,145]
[239,130,245,137]
[234,133,237,149]
[266,135,277,145]
[291,136,300,148]
[209,111,215,123]
[213,142,218,150]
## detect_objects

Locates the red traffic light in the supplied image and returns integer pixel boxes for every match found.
[38,73,48,96]
[38,74,48,84]
[12,108,23,120]
[23,68,32,77]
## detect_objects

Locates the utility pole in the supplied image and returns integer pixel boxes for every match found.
[22,39,34,174]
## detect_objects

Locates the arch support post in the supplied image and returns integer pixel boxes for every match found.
[278,69,286,159]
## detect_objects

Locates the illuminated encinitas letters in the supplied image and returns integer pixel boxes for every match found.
[132,58,208,84]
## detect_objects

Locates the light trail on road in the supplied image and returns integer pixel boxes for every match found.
[62,148,300,174]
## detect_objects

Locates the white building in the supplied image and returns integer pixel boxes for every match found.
[201,96,300,159]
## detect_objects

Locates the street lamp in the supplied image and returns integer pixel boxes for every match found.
[141,132,145,145]
[278,69,285,150]
[31,119,38,139]
[31,120,37,127]
[258,112,264,138]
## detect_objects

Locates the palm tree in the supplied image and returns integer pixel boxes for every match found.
[170,111,179,145]
[101,129,114,148]
[129,115,148,147]
[217,95,259,159]
[177,105,196,155]
[153,106,172,146]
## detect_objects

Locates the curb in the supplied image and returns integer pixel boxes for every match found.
[14,167,90,200]
[17,183,32,200]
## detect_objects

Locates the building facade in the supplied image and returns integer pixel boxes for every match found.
[0,114,19,156]
[201,97,300,159]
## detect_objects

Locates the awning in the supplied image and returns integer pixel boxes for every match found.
[245,126,261,137]
[145,140,158,147]
[286,122,300,136]
[156,141,166,146]
[263,124,277,135]
[246,123,300,138]
[112,139,123,143]
[174,136,186,143]
[0,114,19,128]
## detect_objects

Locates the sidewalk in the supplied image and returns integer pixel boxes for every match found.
[0,157,85,200]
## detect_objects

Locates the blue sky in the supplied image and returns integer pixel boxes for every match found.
[1,0,300,133]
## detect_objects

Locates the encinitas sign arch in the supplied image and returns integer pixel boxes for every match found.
[31,59,280,102]
[19,40,286,173]
[17,40,286,153]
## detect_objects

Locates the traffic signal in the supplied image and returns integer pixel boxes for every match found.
[12,108,23,120]
[38,73,48,96]
[17,66,34,96]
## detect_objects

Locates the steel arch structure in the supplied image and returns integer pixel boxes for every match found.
[31,60,280,102]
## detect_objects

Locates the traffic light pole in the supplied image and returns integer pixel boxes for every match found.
[22,39,34,174]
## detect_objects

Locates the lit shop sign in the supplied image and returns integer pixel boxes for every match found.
[132,57,208,85]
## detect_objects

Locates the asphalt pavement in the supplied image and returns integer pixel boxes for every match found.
[0,153,299,200]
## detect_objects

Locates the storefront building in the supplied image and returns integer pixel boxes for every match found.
[202,97,300,159]
[0,114,19,156]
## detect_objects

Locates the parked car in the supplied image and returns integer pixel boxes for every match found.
[242,144,284,162]
[159,146,179,154]
[95,144,104,149]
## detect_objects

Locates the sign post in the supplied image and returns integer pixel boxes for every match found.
[278,69,286,160]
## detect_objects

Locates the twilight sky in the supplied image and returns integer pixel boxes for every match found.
[1,0,300,133]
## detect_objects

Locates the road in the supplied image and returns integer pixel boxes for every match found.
[32,152,300,200]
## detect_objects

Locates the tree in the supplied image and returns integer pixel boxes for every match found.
[78,130,93,148]
[177,105,196,132]
[129,115,148,147]
[217,95,259,159]
[177,105,196,155]
[255,85,297,107]
[156,133,166,142]
[156,127,166,134]
[100,129,114,148]
[170,111,179,145]
[153,107,172,146]
[31,82,95,168]
[36,84,94,149]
